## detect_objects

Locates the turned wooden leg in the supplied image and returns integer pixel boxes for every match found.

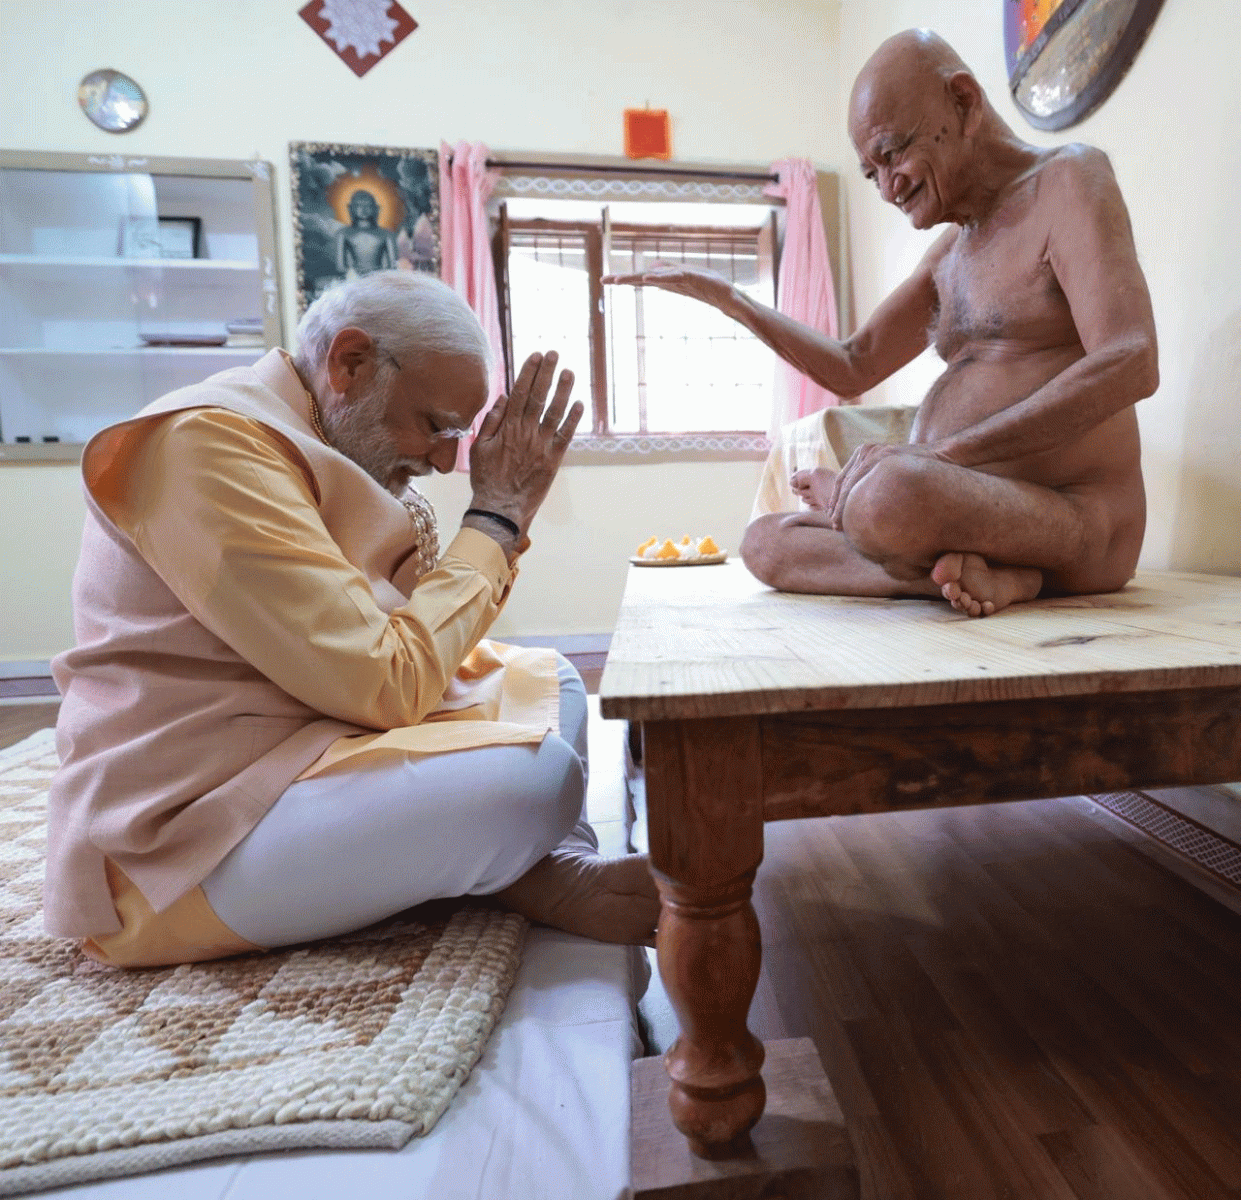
[643,716,766,1158]
[654,867,766,1157]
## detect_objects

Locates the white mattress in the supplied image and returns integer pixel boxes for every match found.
[40,929,647,1200]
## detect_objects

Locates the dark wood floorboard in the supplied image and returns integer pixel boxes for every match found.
[751,801,1241,1200]
[0,702,57,748]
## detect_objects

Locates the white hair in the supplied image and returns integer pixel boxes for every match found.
[293,270,490,386]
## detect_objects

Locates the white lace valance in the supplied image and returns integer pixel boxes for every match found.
[492,173,773,205]
[569,432,771,456]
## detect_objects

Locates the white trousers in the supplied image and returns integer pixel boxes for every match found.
[202,656,594,948]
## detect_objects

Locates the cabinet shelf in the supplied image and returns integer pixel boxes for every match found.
[0,254,259,270]
[1,150,284,461]
[0,346,265,357]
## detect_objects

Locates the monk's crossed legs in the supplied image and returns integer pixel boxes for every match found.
[747,456,1136,616]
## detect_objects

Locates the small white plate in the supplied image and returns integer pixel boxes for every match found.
[138,332,228,347]
[629,552,728,567]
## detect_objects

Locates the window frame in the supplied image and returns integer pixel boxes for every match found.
[496,215,608,432]
[493,203,781,450]
[604,219,778,439]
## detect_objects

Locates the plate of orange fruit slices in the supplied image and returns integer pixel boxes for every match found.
[630,535,728,566]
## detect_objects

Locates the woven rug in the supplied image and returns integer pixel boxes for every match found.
[0,729,527,1197]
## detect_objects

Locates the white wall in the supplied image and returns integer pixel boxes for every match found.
[834,0,1241,577]
[0,0,841,655]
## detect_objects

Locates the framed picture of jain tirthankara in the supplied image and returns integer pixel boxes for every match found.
[289,141,441,313]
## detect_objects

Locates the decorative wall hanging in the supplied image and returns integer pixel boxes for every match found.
[623,108,672,160]
[1005,0,1165,130]
[299,0,417,77]
[289,141,440,313]
[77,69,148,133]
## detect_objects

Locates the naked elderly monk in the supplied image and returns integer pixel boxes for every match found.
[607,28,1158,617]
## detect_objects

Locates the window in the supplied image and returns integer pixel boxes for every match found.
[494,196,779,449]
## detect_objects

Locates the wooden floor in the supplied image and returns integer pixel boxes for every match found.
[0,702,57,748]
[9,701,1241,1199]
[748,802,1241,1200]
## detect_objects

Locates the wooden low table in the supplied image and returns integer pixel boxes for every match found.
[600,564,1241,1166]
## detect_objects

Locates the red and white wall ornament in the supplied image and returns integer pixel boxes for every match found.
[298,0,417,78]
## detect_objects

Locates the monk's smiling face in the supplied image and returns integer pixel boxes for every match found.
[848,30,982,230]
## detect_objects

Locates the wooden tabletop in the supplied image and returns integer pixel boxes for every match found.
[598,564,1241,722]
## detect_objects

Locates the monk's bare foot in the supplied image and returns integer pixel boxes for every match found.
[931,552,1042,617]
[495,849,660,946]
[790,467,837,510]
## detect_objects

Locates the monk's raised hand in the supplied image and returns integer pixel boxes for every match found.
[601,263,735,310]
[469,350,583,538]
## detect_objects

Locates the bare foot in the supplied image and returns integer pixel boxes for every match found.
[790,466,837,510]
[495,849,660,946]
[931,552,1043,617]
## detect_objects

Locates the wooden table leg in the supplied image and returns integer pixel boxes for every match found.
[643,716,766,1158]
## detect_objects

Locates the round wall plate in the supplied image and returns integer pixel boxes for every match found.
[78,69,148,134]
[1005,0,1164,131]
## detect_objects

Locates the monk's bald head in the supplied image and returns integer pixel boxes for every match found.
[848,29,975,139]
[847,30,1005,229]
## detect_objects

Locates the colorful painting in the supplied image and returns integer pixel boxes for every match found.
[1004,0,1165,130]
[1005,0,1080,82]
[289,141,440,314]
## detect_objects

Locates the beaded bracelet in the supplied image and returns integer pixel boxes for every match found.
[463,508,521,539]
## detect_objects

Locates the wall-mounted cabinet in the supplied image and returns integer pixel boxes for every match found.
[0,150,283,461]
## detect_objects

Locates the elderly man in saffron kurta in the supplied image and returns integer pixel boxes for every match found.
[45,271,659,967]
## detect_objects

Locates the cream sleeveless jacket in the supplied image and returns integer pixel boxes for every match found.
[45,350,557,938]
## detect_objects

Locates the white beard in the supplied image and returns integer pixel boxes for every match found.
[318,377,430,495]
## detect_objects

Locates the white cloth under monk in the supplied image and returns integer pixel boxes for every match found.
[46,349,561,960]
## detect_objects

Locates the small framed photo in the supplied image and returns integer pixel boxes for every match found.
[118,215,202,259]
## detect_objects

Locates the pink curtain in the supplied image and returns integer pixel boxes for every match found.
[764,158,840,433]
[439,140,507,471]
